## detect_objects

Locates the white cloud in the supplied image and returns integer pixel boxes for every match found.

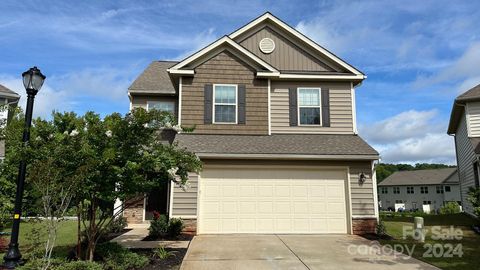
[360,110,455,164]
[0,66,135,118]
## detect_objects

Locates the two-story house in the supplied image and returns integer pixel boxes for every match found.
[378,168,461,212]
[125,13,379,235]
[448,84,480,216]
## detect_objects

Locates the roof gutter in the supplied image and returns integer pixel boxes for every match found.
[196,153,379,160]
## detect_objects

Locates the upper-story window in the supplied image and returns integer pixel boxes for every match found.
[393,187,400,194]
[407,186,414,194]
[298,88,321,125]
[436,186,444,194]
[380,187,388,194]
[444,186,451,192]
[214,84,237,123]
[147,101,175,113]
[421,186,429,194]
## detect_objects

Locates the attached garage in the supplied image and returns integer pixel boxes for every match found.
[198,166,350,234]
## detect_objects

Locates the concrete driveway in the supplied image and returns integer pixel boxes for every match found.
[180,235,439,270]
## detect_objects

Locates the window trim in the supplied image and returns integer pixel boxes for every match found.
[146,100,176,113]
[420,186,429,194]
[444,186,451,192]
[407,186,414,194]
[393,187,400,194]
[212,84,238,124]
[297,87,322,126]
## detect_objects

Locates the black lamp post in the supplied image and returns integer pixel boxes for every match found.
[3,66,45,269]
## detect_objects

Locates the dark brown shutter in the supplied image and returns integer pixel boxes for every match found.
[289,88,298,126]
[204,84,213,124]
[238,84,246,124]
[321,88,330,127]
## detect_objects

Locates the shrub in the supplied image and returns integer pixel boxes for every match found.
[106,216,128,234]
[376,220,387,236]
[439,202,461,214]
[149,212,168,237]
[152,246,177,260]
[56,261,103,270]
[167,218,184,237]
[96,242,149,270]
[18,258,65,270]
[467,187,480,217]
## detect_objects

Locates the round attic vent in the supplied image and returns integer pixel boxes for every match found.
[259,38,275,54]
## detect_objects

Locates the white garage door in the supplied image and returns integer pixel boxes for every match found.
[198,167,348,234]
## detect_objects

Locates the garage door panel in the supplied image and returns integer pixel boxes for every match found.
[199,168,348,234]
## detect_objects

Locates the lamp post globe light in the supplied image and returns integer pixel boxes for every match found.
[3,66,45,269]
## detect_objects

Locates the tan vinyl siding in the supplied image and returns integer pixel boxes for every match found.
[198,159,375,217]
[181,50,269,135]
[131,95,178,118]
[171,174,198,217]
[270,81,354,134]
[455,112,477,214]
[467,102,480,136]
[239,26,334,72]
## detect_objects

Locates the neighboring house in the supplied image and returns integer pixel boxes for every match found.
[0,84,20,160]
[125,12,379,235]
[448,84,480,216]
[378,168,461,212]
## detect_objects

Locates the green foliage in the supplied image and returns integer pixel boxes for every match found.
[439,202,461,214]
[467,187,480,217]
[376,163,455,182]
[376,220,387,236]
[22,219,47,261]
[18,258,66,270]
[152,246,177,260]
[106,216,128,234]
[167,218,184,237]
[96,242,149,270]
[149,213,169,237]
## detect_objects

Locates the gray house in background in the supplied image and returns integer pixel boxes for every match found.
[0,84,20,160]
[378,168,461,212]
[448,84,480,216]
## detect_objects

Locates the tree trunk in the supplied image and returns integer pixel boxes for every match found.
[86,199,97,261]
[77,204,81,260]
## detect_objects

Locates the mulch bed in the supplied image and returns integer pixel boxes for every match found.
[360,233,394,241]
[0,236,8,252]
[142,233,193,242]
[133,248,187,270]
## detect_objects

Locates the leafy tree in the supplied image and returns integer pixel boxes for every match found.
[467,187,480,217]
[0,108,202,262]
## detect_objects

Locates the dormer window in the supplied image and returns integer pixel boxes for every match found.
[298,88,321,125]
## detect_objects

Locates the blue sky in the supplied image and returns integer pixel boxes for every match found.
[1,0,480,164]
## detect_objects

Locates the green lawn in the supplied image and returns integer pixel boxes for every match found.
[380,213,480,270]
[1,220,78,258]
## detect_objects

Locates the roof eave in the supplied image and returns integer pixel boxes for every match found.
[195,153,379,160]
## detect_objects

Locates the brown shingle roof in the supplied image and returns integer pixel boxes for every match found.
[378,168,458,186]
[448,83,480,134]
[0,84,20,99]
[456,83,480,101]
[128,61,178,95]
[174,134,378,158]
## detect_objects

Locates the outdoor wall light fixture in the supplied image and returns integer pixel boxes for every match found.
[359,172,367,184]
[3,66,45,269]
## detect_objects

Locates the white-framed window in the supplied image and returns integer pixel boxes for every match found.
[444,186,451,192]
[147,101,175,113]
[436,186,444,194]
[213,84,237,124]
[393,187,400,194]
[407,186,414,194]
[380,187,388,194]
[420,186,429,194]
[298,87,321,125]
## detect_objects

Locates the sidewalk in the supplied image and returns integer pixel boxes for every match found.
[111,223,190,249]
